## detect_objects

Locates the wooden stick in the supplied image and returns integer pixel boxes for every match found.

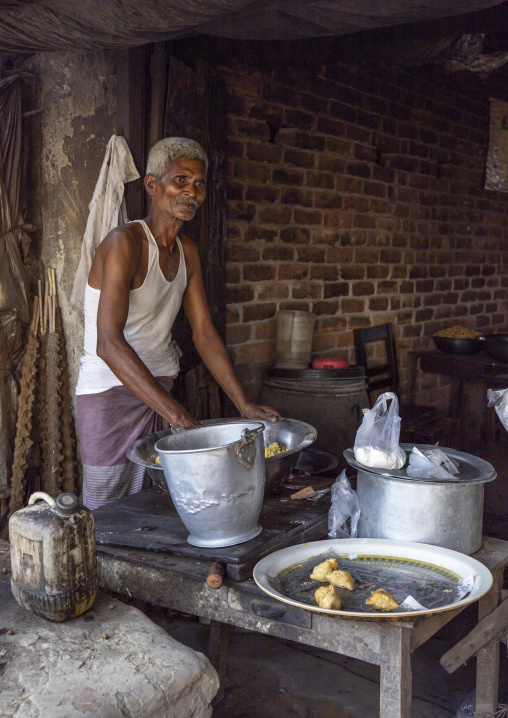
[38,280,43,334]
[38,288,43,334]
[43,281,49,334]
[206,562,226,589]
[31,296,39,335]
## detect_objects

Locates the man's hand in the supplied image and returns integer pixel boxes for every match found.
[167,398,202,429]
[239,402,281,424]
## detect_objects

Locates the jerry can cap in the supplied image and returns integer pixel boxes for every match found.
[55,493,79,516]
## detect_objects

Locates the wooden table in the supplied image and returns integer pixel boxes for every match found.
[96,535,508,718]
[409,350,508,446]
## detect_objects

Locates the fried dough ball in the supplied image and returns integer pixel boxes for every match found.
[327,569,355,591]
[310,558,338,582]
[314,585,342,610]
[365,588,398,611]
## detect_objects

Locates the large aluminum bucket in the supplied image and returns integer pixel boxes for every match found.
[155,421,265,548]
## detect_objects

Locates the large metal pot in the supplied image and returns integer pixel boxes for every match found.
[155,421,265,548]
[344,444,496,555]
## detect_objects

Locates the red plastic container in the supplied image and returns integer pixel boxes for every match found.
[311,357,349,369]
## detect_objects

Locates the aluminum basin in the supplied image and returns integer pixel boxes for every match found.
[127,417,317,494]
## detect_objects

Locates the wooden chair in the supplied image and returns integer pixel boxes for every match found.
[353,323,452,445]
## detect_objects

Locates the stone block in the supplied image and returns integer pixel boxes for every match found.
[0,589,219,718]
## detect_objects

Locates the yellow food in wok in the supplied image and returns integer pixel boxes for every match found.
[433,326,480,339]
[265,442,287,458]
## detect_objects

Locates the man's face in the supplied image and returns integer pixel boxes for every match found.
[147,158,206,221]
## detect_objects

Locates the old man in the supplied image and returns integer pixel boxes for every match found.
[76,137,278,510]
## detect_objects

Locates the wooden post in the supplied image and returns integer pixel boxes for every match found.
[208,620,229,704]
[116,46,147,220]
[380,623,413,718]
[475,572,503,714]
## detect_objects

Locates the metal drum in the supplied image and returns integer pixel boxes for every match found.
[261,368,368,457]
[155,421,265,548]
[344,444,497,555]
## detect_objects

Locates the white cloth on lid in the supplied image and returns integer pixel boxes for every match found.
[70,135,140,309]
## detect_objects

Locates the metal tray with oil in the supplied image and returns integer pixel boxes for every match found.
[253,538,492,620]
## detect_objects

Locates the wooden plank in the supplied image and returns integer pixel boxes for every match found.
[148,43,169,151]
[209,620,229,704]
[472,536,508,573]
[116,46,147,220]
[440,598,508,673]
[475,554,505,715]
[410,606,465,652]
[96,551,382,664]
[379,623,413,718]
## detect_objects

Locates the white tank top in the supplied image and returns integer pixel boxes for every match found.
[76,220,187,395]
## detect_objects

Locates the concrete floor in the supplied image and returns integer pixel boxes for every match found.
[136,432,508,718]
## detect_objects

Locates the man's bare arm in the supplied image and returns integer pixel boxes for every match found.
[182,238,279,422]
[95,231,199,427]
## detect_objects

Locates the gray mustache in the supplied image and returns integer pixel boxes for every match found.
[178,199,198,209]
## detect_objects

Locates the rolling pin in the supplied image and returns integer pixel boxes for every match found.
[206,561,226,589]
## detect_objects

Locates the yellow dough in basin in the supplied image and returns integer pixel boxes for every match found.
[366,588,398,611]
[327,570,355,591]
[310,558,339,582]
[314,585,342,610]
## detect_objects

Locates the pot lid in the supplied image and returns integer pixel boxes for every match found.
[267,366,365,380]
[343,443,496,484]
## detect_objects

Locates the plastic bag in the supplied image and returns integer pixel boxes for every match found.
[354,392,406,470]
[406,446,459,480]
[328,470,361,539]
[455,690,475,718]
[487,387,508,434]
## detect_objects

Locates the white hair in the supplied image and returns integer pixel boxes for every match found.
[146,137,208,178]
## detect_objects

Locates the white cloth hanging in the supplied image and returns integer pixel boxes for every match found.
[70,135,140,309]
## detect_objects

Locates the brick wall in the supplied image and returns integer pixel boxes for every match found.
[219,57,508,406]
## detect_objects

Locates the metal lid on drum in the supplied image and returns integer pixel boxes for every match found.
[267,366,365,380]
[264,365,367,395]
[343,444,496,485]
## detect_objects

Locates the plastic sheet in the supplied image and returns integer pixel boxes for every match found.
[487,387,508,434]
[406,446,460,480]
[327,469,360,539]
[0,1,504,51]
[0,76,30,499]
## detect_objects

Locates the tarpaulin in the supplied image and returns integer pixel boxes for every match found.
[0,0,505,52]
[0,75,30,499]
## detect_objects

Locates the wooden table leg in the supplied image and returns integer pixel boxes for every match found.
[380,623,412,718]
[475,568,503,715]
[209,619,229,704]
